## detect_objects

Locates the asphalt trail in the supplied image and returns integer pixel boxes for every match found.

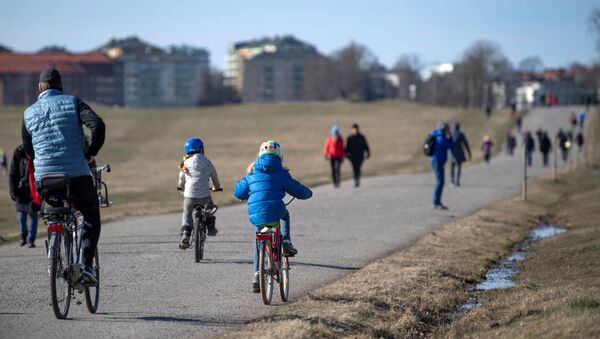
[0,107,583,338]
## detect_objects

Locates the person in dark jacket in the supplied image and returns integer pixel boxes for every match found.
[8,144,41,247]
[234,140,313,293]
[557,128,569,163]
[539,131,552,166]
[345,123,370,187]
[505,132,517,155]
[21,67,105,285]
[524,131,535,167]
[430,122,454,210]
[449,122,471,186]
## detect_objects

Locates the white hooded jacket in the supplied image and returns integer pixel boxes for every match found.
[178,153,221,199]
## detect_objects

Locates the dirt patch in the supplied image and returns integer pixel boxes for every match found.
[220,109,600,338]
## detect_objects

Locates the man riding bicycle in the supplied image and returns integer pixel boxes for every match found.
[22,67,105,285]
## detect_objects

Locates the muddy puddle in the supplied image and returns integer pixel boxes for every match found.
[456,224,566,313]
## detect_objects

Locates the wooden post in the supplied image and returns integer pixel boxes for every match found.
[553,135,558,182]
[523,144,528,201]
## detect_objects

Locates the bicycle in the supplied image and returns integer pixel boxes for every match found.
[40,164,111,319]
[178,188,222,263]
[255,197,295,305]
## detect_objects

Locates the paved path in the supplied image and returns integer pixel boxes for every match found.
[0,107,584,338]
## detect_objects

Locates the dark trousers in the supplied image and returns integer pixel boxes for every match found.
[450,160,462,185]
[330,158,342,187]
[350,158,363,186]
[542,152,549,166]
[69,176,101,266]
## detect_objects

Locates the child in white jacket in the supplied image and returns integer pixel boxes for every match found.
[177,138,222,248]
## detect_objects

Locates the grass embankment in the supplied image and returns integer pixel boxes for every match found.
[221,111,600,338]
[0,101,513,241]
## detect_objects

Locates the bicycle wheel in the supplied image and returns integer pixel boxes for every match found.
[279,244,290,302]
[195,221,204,263]
[50,233,71,319]
[84,248,100,313]
[259,241,274,305]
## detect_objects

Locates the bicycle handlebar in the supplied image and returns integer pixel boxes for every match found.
[91,163,111,173]
[285,197,296,206]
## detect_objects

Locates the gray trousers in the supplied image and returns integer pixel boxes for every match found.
[181,197,213,233]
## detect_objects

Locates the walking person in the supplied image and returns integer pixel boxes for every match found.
[505,132,517,155]
[557,128,569,163]
[449,122,471,186]
[0,148,7,176]
[8,144,42,247]
[345,123,370,187]
[524,131,535,167]
[578,110,586,129]
[515,115,523,133]
[539,131,552,167]
[575,131,584,156]
[323,125,345,188]
[22,67,105,285]
[481,135,493,163]
[429,122,454,210]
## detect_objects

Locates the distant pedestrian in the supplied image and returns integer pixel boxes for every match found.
[8,144,41,247]
[429,122,454,210]
[345,123,370,187]
[524,131,535,167]
[539,131,552,167]
[515,115,523,133]
[505,132,517,155]
[485,102,492,119]
[449,122,471,186]
[481,135,493,163]
[323,125,345,188]
[569,112,577,129]
[510,98,517,116]
[0,148,7,176]
[577,110,586,129]
[557,128,569,163]
[575,132,584,154]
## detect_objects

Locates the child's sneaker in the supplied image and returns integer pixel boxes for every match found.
[179,233,190,250]
[252,272,260,293]
[282,240,297,256]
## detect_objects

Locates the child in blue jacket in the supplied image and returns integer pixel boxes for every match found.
[234,140,313,292]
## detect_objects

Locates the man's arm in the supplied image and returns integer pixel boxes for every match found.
[462,134,472,159]
[78,99,105,158]
[21,119,34,160]
[362,135,370,158]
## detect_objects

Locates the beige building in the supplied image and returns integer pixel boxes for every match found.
[225,36,337,103]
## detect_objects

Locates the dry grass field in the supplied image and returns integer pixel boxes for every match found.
[0,101,513,240]
[221,108,600,338]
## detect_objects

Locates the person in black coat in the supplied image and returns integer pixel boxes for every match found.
[524,131,536,167]
[345,123,370,187]
[539,131,552,166]
[8,144,40,247]
[449,122,471,186]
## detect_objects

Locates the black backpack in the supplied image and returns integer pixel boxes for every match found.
[423,134,436,156]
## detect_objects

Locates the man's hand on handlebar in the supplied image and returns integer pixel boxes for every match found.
[176,187,183,191]
[211,187,223,192]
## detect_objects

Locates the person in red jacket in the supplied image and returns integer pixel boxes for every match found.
[323,125,345,188]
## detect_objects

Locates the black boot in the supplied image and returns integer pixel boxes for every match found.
[19,235,26,247]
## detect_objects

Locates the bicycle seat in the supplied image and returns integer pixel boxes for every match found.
[38,173,70,200]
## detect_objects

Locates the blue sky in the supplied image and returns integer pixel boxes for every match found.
[1,0,598,69]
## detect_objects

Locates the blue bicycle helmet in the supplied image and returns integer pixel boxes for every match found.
[184,138,204,154]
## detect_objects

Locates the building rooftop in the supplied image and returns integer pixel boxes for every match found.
[0,52,115,74]
[233,35,317,54]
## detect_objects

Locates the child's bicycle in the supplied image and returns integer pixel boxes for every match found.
[178,188,222,262]
[255,197,295,305]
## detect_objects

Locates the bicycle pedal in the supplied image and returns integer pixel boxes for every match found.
[76,300,83,305]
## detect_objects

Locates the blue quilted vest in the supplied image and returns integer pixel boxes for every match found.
[24,89,89,180]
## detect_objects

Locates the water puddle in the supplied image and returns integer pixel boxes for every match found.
[457,224,566,312]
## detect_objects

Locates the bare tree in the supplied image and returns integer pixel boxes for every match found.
[590,7,600,55]
[332,42,378,101]
[454,40,513,108]
[393,53,423,100]
[518,56,544,73]
[202,68,240,105]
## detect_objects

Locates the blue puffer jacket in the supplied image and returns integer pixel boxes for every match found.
[430,129,454,166]
[234,154,313,226]
[24,89,89,180]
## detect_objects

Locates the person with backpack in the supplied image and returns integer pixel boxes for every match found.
[345,123,370,187]
[323,125,345,188]
[524,131,535,167]
[426,122,454,210]
[8,144,42,247]
[449,122,471,186]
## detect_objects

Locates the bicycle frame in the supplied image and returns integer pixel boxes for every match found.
[256,225,282,276]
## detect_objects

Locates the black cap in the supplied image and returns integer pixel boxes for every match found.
[39,67,62,88]
[351,123,359,129]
